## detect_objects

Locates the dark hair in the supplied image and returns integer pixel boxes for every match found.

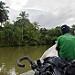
[61,25,70,34]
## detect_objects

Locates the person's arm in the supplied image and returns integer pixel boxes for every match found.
[56,37,60,56]
[56,46,60,51]
[56,46,60,56]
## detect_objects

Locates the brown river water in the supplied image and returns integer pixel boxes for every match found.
[0,45,50,75]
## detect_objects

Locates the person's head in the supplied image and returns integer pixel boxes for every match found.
[61,24,70,34]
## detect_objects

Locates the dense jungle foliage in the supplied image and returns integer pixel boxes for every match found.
[0,1,75,47]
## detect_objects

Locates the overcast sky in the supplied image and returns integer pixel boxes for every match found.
[1,0,75,29]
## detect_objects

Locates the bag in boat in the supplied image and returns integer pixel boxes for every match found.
[17,56,75,75]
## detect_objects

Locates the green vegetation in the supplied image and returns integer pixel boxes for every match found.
[0,1,75,47]
[0,1,9,26]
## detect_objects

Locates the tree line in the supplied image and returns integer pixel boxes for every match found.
[0,1,75,47]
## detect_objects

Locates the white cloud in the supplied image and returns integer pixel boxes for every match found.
[1,0,28,10]
[1,0,75,28]
[35,7,75,28]
[25,0,75,28]
[25,0,73,11]
[10,0,28,10]
[0,0,5,1]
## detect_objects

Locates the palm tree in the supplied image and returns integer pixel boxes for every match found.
[33,22,40,30]
[17,11,29,20]
[17,11,29,40]
[0,1,9,26]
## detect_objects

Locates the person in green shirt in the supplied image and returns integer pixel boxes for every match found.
[56,25,75,60]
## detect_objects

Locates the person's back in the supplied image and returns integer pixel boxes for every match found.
[56,25,75,60]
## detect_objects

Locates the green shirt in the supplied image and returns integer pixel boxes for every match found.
[57,33,75,60]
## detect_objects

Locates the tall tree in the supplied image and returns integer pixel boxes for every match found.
[17,11,29,40]
[0,1,9,26]
[33,22,40,30]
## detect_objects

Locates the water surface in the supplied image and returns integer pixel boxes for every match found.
[0,45,50,75]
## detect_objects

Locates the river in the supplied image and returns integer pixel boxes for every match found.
[0,45,50,75]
